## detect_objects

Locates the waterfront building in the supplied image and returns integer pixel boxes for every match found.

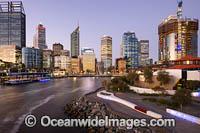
[96,61,104,75]
[0,45,21,64]
[101,35,112,69]
[158,1,198,63]
[122,31,139,68]
[22,47,43,69]
[43,50,54,69]
[0,1,26,48]
[71,58,81,74]
[139,40,149,67]
[82,48,95,73]
[168,56,200,70]
[116,58,126,74]
[33,22,47,50]
[54,55,71,71]
[53,43,64,56]
[71,27,80,58]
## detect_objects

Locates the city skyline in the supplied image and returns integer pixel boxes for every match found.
[18,0,199,62]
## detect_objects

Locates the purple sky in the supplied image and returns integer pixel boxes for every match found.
[21,0,199,62]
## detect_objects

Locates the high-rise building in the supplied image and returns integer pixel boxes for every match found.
[96,61,104,75]
[71,58,81,74]
[158,0,198,62]
[120,42,123,58]
[71,27,80,58]
[139,40,149,66]
[101,35,112,69]
[22,47,43,69]
[122,31,139,68]
[33,22,47,50]
[0,1,26,48]
[82,47,95,73]
[43,50,54,69]
[53,43,64,56]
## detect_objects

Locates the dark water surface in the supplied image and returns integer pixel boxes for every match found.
[0,77,104,133]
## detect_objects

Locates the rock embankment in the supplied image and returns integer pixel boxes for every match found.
[64,96,153,133]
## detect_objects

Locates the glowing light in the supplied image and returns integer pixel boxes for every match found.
[40,79,50,82]
[191,92,200,97]
[166,109,200,124]
[73,77,77,80]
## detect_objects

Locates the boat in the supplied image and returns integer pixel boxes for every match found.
[5,79,33,85]
[38,77,51,82]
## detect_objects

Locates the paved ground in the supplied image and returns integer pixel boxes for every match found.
[86,90,200,133]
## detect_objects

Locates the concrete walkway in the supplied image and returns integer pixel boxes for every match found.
[86,90,200,133]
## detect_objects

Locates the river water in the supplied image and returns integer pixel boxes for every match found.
[0,77,104,133]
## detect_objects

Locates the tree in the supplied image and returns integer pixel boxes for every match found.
[110,77,129,92]
[157,71,170,86]
[171,88,191,109]
[126,71,139,86]
[144,68,153,83]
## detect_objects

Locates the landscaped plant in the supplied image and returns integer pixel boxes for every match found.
[157,71,170,86]
[126,71,139,86]
[144,68,153,83]
[171,88,192,110]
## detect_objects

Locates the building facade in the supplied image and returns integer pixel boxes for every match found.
[33,22,47,50]
[101,35,112,69]
[43,50,54,69]
[54,55,71,71]
[123,31,139,68]
[0,1,26,48]
[22,47,43,69]
[53,43,64,56]
[82,48,95,73]
[116,58,126,74]
[120,42,123,58]
[139,40,149,66]
[71,27,80,58]
[71,58,81,74]
[158,1,198,63]
[0,45,21,64]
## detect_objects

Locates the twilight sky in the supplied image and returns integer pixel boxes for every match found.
[20,0,199,62]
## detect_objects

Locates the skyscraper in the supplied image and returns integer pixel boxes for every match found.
[101,35,112,69]
[53,43,63,56]
[82,47,95,72]
[123,31,139,68]
[139,40,149,66]
[71,26,80,58]
[0,1,26,48]
[158,0,198,63]
[33,22,47,50]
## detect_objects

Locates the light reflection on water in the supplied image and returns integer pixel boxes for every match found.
[0,77,106,133]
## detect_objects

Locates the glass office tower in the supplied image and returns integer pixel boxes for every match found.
[0,1,26,48]
[71,26,80,58]
[101,35,112,69]
[123,31,139,68]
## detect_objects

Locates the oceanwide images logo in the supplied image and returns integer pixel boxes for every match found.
[24,115,176,129]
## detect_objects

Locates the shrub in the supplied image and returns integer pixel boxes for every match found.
[157,71,170,86]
